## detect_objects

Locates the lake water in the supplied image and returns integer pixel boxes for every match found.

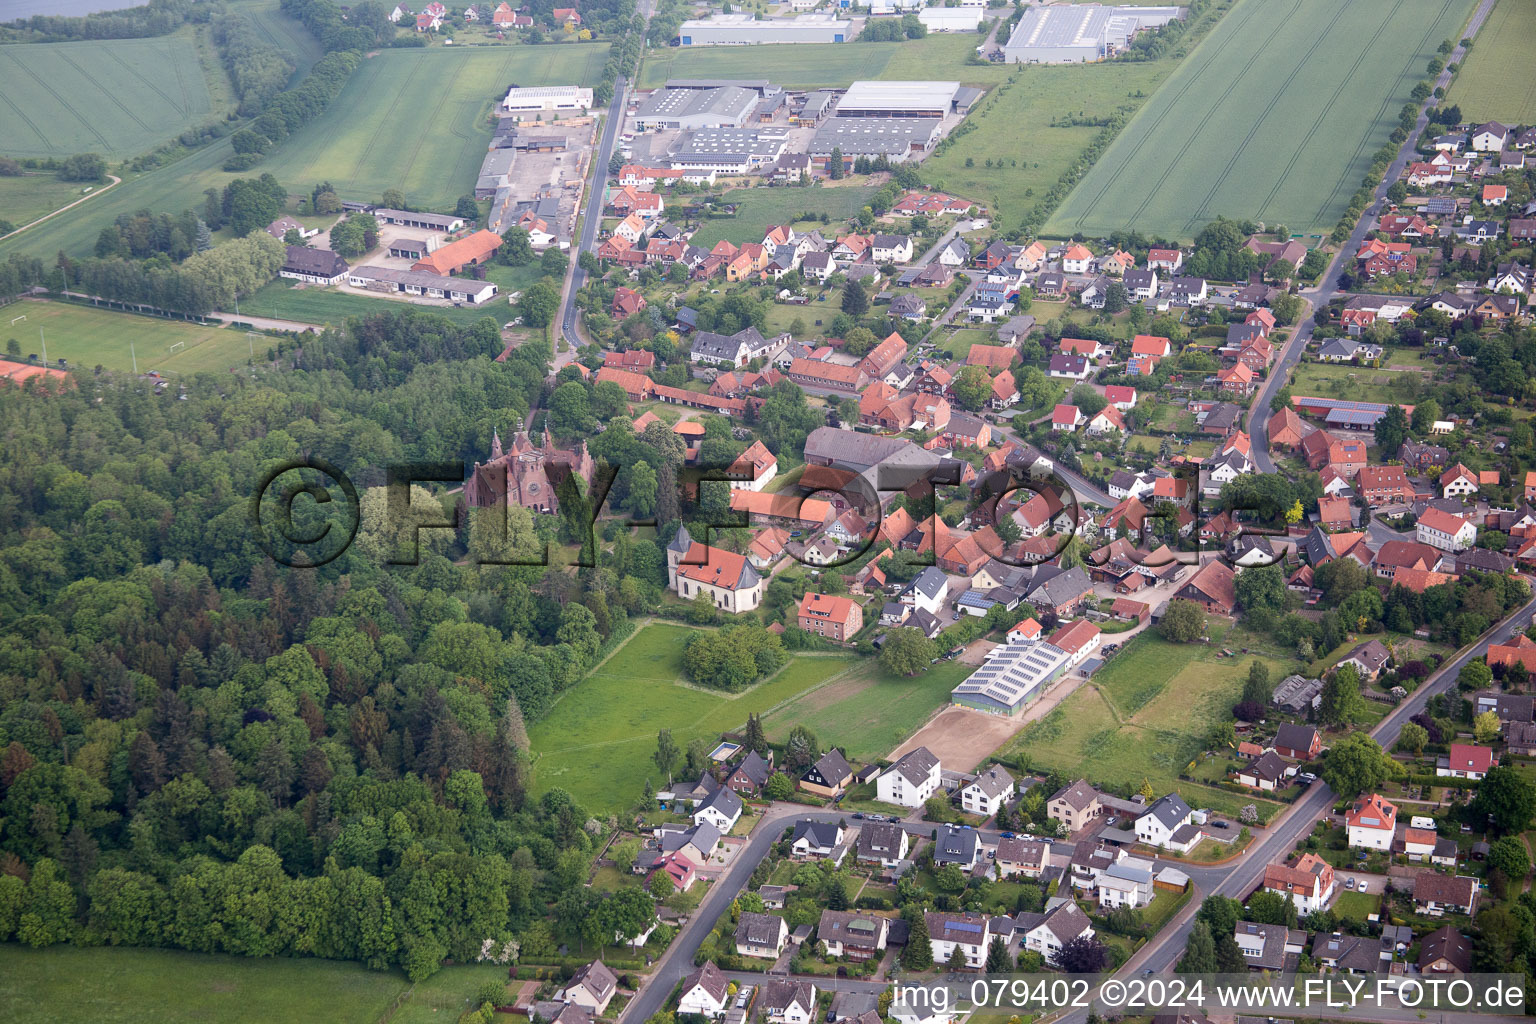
[0,0,144,19]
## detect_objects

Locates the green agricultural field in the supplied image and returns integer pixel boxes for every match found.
[923,60,1170,231]
[1446,0,1536,123]
[0,944,508,1024]
[687,184,879,249]
[1003,623,1293,819]
[0,36,215,159]
[1,300,262,375]
[1045,0,1477,240]
[257,44,611,210]
[528,623,857,813]
[0,175,99,230]
[763,659,977,764]
[640,32,1008,90]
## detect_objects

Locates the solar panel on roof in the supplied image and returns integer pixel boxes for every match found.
[950,921,983,932]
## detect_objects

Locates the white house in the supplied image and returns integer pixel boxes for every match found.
[788,819,845,859]
[925,911,994,968]
[735,912,789,959]
[1134,794,1197,850]
[679,961,730,1017]
[1471,121,1510,152]
[877,746,942,807]
[1262,853,1336,915]
[762,980,818,1024]
[692,784,742,832]
[1021,902,1094,961]
[1417,507,1476,552]
[1346,793,1397,851]
[1096,860,1153,909]
[871,234,915,264]
[960,764,1015,817]
[902,566,949,616]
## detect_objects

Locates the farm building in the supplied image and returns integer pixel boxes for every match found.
[345,266,499,304]
[679,13,852,45]
[1003,4,1183,63]
[280,246,349,285]
[372,208,465,233]
[835,81,978,118]
[411,230,503,275]
[950,639,1073,715]
[475,148,518,199]
[636,85,759,130]
[500,85,594,120]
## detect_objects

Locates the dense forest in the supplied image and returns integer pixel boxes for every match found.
[0,309,741,979]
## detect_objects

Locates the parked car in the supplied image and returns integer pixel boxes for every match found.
[998,832,1016,839]
[1345,877,1356,889]
[852,812,865,820]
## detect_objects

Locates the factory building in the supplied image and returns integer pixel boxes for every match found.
[1003,4,1184,63]
[678,13,852,45]
[808,118,943,171]
[635,85,760,131]
[917,8,982,32]
[668,128,791,175]
[835,80,979,118]
[664,78,783,97]
[500,85,594,120]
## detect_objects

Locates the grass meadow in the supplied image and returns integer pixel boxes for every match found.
[2,300,260,375]
[0,175,98,229]
[0,36,214,159]
[639,32,1009,90]
[687,184,880,250]
[762,659,978,764]
[1044,0,1477,240]
[528,623,857,813]
[239,261,545,329]
[1446,0,1536,123]
[0,944,508,1024]
[1003,622,1292,820]
[257,44,611,211]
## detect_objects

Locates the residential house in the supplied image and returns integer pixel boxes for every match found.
[1048,779,1101,832]
[1346,793,1397,850]
[562,961,619,1016]
[692,784,743,832]
[1237,921,1306,972]
[876,746,942,808]
[1097,860,1154,909]
[1134,794,1198,851]
[761,980,818,1024]
[817,911,888,961]
[679,961,730,1018]
[800,749,854,798]
[1273,723,1321,761]
[1176,560,1236,616]
[1357,465,1416,507]
[932,825,981,871]
[1414,873,1477,917]
[960,765,1015,817]
[855,822,909,871]
[789,820,845,860]
[1338,639,1392,682]
[1418,507,1476,552]
[924,911,992,968]
[1437,743,1496,780]
[1262,853,1335,915]
[797,592,863,642]
[735,912,789,959]
[727,750,774,795]
[1019,902,1095,962]
[1237,750,1290,791]
[995,837,1048,880]
[1418,926,1472,974]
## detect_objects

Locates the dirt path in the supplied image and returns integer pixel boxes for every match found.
[1,173,121,239]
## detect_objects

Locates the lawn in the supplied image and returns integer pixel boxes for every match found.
[0,945,405,1024]
[1002,623,1293,819]
[762,658,977,764]
[1044,0,1477,239]
[0,35,215,159]
[257,44,611,211]
[934,328,995,362]
[528,623,857,813]
[1333,890,1382,923]
[687,185,880,250]
[923,60,1170,231]
[1,299,265,375]
[1446,0,1536,123]
[0,175,100,230]
[238,279,511,329]
[639,32,1009,89]
[1286,360,1424,405]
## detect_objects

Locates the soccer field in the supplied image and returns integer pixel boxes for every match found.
[1044,0,1476,240]
[528,623,857,813]
[0,36,215,159]
[1,300,256,375]
[256,44,611,211]
[1446,0,1536,123]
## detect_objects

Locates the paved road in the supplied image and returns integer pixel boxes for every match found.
[1246,0,1496,474]
[1016,443,1114,508]
[559,71,629,355]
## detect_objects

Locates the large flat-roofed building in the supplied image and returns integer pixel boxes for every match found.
[1003,4,1183,63]
[679,13,852,45]
[666,78,782,97]
[372,208,466,233]
[475,148,518,199]
[809,118,943,169]
[950,639,1073,715]
[670,128,790,173]
[836,80,973,118]
[636,85,760,131]
[918,8,982,32]
[501,85,594,119]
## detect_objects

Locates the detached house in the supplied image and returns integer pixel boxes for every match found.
[1418,507,1476,552]
[1048,779,1101,832]
[1347,793,1397,850]
[800,749,854,798]
[761,980,818,1024]
[1262,853,1336,915]
[817,911,888,961]
[855,821,909,871]
[1134,794,1199,852]
[680,962,730,1018]
[960,764,1015,817]
[876,746,942,808]
[735,912,789,959]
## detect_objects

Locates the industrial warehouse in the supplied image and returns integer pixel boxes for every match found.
[1002,3,1184,63]
[678,13,853,45]
[622,78,974,176]
[500,84,594,119]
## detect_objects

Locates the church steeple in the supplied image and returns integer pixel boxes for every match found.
[490,425,503,460]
